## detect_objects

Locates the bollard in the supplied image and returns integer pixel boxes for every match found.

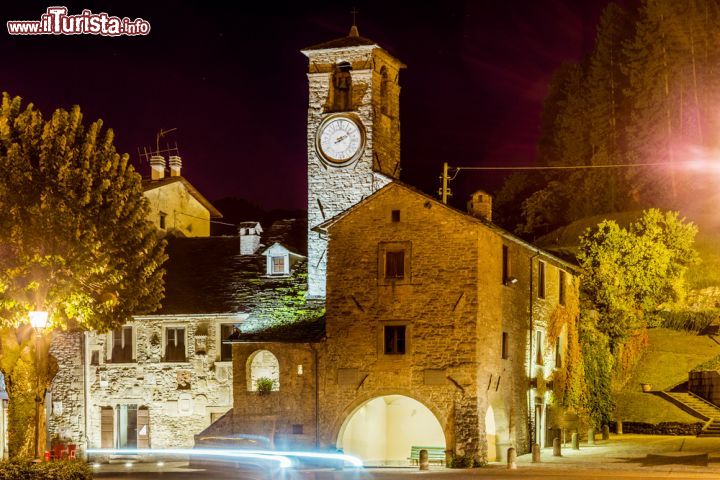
[553,437,562,457]
[571,432,579,450]
[419,449,429,471]
[617,420,623,435]
[532,443,541,463]
[506,447,517,469]
[588,428,595,445]
[602,424,610,440]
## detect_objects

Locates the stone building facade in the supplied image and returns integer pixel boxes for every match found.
[317,182,576,462]
[48,216,311,457]
[225,181,578,465]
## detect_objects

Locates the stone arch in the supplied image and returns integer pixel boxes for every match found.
[333,389,452,466]
[486,397,511,462]
[245,349,279,392]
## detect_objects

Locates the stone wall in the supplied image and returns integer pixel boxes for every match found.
[48,331,86,454]
[689,370,720,405]
[304,44,402,298]
[609,421,703,435]
[231,342,317,450]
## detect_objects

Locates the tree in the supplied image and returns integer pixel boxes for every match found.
[586,3,634,212]
[0,93,166,458]
[577,209,698,345]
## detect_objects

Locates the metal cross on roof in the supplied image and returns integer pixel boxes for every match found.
[351,7,359,26]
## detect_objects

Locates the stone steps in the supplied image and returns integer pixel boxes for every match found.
[699,420,720,437]
[662,392,720,437]
[666,392,720,416]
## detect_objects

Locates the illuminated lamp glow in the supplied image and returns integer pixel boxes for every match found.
[156,461,165,467]
[92,463,101,469]
[124,462,133,468]
[29,311,49,330]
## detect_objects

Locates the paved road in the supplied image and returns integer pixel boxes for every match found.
[94,465,720,480]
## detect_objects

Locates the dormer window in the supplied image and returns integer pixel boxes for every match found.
[262,242,305,277]
[271,256,286,275]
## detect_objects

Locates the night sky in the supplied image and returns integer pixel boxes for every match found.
[0,1,630,211]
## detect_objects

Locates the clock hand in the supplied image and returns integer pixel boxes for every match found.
[335,135,348,144]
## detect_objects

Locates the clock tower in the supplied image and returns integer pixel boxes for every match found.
[302,25,404,298]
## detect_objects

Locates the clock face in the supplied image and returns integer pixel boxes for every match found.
[316,115,365,166]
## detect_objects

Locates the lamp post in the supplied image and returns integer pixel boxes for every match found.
[29,311,48,461]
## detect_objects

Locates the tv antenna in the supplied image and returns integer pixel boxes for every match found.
[138,128,180,163]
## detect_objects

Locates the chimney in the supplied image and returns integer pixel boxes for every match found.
[239,222,263,255]
[169,155,182,177]
[150,155,166,180]
[467,190,493,222]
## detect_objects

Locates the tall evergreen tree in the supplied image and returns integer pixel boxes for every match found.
[587,3,634,212]
[0,93,166,458]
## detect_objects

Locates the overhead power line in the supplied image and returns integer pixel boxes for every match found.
[439,160,693,204]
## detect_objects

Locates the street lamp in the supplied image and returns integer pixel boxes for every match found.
[29,311,48,461]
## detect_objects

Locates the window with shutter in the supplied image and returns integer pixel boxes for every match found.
[101,407,114,449]
[385,251,405,279]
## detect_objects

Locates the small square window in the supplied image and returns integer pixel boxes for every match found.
[391,210,401,222]
[501,332,509,359]
[384,325,406,355]
[271,256,285,275]
[292,424,304,435]
[385,251,405,279]
[91,350,100,366]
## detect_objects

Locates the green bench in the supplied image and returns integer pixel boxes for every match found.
[409,446,446,465]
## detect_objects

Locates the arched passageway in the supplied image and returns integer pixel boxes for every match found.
[486,399,511,462]
[337,395,446,466]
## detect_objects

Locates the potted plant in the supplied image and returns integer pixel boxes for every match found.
[255,377,275,396]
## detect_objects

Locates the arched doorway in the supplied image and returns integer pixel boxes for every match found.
[486,399,510,462]
[337,395,446,466]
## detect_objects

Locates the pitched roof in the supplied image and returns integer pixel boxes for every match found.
[142,176,223,218]
[302,25,377,51]
[225,316,326,343]
[315,180,580,273]
[154,218,310,315]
